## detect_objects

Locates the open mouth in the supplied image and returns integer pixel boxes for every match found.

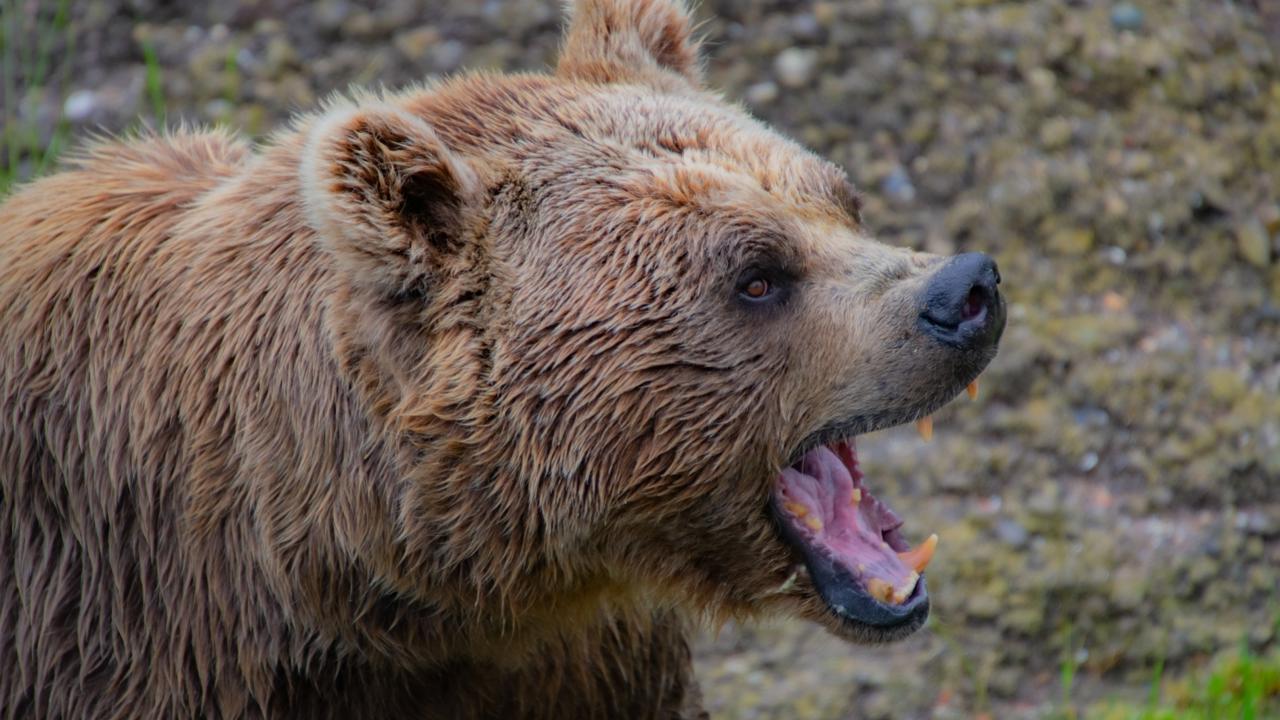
[769,437,936,629]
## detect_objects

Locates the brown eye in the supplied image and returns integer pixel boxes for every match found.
[736,266,790,307]
[744,278,770,299]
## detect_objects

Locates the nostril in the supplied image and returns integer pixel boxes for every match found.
[961,286,988,323]
[918,252,1005,349]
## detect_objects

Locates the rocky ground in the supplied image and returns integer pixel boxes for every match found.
[3,0,1278,717]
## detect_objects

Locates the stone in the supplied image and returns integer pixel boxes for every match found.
[1038,117,1073,149]
[994,518,1030,547]
[395,26,440,62]
[774,48,819,89]
[63,90,97,122]
[1237,220,1272,268]
[745,81,779,106]
[1048,227,1095,255]
[264,37,299,78]
[880,165,916,204]
[1111,3,1145,32]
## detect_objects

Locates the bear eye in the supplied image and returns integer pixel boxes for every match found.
[737,270,782,305]
[744,278,770,299]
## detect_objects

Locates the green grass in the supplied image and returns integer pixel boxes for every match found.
[1,6,171,196]
[1060,627,1080,719]
[141,37,166,125]
[1098,602,1280,719]
[1085,645,1280,719]
[1,0,75,195]
[1056,610,1280,720]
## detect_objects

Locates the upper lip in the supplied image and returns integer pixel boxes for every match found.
[786,415,906,466]
[786,403,956,468]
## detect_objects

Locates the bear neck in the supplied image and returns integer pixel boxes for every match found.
[182,131,640,664]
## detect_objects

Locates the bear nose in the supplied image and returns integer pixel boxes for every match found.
[918,252,1005,349]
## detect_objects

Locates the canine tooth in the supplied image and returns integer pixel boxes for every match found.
[897,533,938,573]
[804,516,824,531]
[783,501,809,518]
[850,488,862,505]
[967,379,980,400]
[763,569,801,597]
[866,578,895,604]
[916,416,933,441]
[776,570,799,594]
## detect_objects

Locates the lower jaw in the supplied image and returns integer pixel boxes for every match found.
[768,438,935,634]
[773,517,931,638]
[818,594,930,643]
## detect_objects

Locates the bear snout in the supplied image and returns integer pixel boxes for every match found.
[917,251,1006,352]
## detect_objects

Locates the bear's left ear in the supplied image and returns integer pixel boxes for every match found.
[302,103,480,301]
[557,0,704,90]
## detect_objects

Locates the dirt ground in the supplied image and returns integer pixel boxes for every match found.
[3,0,1277,717]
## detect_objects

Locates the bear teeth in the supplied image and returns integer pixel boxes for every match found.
[914,376,981,441]
[896,533,938,573]
[892,572,920,604]
[783,501,809,518]
[867,572,922,606]
[915,416,933,441]
[774,570,800,595]
[866,578,894,604]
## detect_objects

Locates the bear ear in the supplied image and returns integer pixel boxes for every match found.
[557,0,704,89]
[302,103,479,301]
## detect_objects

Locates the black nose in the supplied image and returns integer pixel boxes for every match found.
[919,252,1005,349]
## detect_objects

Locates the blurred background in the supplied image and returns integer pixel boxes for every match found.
[2,0,1277,717]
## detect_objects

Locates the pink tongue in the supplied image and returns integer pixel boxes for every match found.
[777,446,918,601]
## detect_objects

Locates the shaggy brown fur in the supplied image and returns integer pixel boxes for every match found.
[0,1,983,717]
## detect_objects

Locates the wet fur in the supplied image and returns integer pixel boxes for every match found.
[0,1,961,717]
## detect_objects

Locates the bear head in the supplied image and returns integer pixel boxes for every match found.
[301,0,1004,646]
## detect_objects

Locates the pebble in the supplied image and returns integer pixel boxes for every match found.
[432,40,466,72]
[1237,220,1272,268]
[313,0,351,32]
[63,90,97,122]
[995,517,1031,547]
[789,13,824,43]
[880,165,916,203]
[395,26,440,62]
[236,47,259,74]
[1049,227,1095,255]
[1079,451,1100,473]
[774,48,819,88]
[1111,3,1145,32]
[1105,246,1128,265]
[264,37,299,77]
[1038,117,1073,149]
[745,81,779,106]
[342,12,377,39]
[203,98,232,120]
[1236,510,1279,536]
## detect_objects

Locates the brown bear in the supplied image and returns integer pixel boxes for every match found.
[0,0,1004,717]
